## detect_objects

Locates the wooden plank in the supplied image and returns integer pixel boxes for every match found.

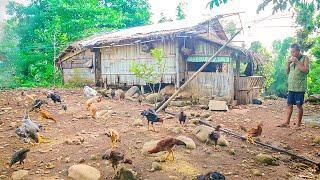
[175,40,180,88]
[61,49,87,62]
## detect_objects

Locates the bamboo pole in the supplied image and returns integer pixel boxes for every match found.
[199,120,320,171]
[155,28,243,113]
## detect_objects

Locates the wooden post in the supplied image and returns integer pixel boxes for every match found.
[235,57,240,102]
[175,40,180,89]
[156,28,243,113]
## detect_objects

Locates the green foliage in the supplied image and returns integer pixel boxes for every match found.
[224,20,237,37]
[158,13,173,23]
[249,41,274,90]
[176,1,187,20]
[308,61,320,94]
[0,0,151,88]
[268,38,294,96]
[206,0,228,9]
[129,48,166,92]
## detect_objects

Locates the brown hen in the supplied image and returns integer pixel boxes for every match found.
[240,122,263,144]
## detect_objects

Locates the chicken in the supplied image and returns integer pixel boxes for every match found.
[196,171,226,180]
[105,129,120,149]
[62,105,67,112]
[148,138,186,161]
[102,150,132,170]
[47,91,61,103]
[85,96,102,110]
[89,103,97,119]
[22,110,42,132]
[206,125,222,150]
[16,112,48,144]
[10,148,30,167]
[155,95,169,112]
[38,109,58,122]
[119,91,125,101]
[138,94,144,105]
[111,89,116,100]
[141,108,163,132]
[178,110,187,126]
[240,122,263,144]
[29,99,47,112]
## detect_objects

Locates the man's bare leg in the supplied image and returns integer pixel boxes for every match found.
[296,105,303,127]
[278,105,293,127]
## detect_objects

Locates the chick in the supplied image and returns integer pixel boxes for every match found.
[89,103,97,119]
[206,125,222,150]
[102,150,131,170]
[119,91,125,101]
[178,110,187,126]
[196,171,226,180]
[10,148,30,167]
[111,89,116,100]
[240,123,263,144]
[105,129,120,149]
[38,109,58,122]
[29,99,47,112]
[138,95,144,105]
[62,105,67,112]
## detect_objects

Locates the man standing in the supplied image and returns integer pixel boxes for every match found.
[278,43,309,128]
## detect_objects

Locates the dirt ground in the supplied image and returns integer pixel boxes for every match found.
[0,88,319,180]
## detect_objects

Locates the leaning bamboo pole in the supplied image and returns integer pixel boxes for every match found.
[155,28,243,113]
[199,120,320,171]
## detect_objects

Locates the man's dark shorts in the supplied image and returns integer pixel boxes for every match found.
[287,91,305,105]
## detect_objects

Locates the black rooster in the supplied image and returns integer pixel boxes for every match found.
[47,91,61,103]
[178,110,187,126]
[10,148,30,167]
[141,108,163,132]
[206,125,222,149]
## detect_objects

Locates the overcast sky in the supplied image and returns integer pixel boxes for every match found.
[1,0,297,49]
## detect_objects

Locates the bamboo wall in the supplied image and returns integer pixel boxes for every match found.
[100,40,178,86]
[61,49,95,84]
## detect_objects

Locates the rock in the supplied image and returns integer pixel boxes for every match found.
[68,164,101,180]
[0,175,7,179]
[209,100,228,111]
[84,86,97,98]
[201,113,211,118]
[176,135,196,149]
[270,95,278,100]
[45,162,55,169]
[90,154,98,161]
[192,125,214,142]
[255,153,277,165]
[146,93,163,104]
[125,86,140,98]
[150,162,162,171]
[217,136,229,147]
[168,176,179,180]
[113,167,137,180]
[142,140,160,155]
[12,170,29,180]
[115,89,124,98]
[199,97,210,106]
[313,136,320,144]
[9,122,17,128]
[252,169,262,176]
[170,100,187,107]
[64,157,71,163]
[78,158,86,163]
[133,119,144,126]
[228,148,236,155]
[160,85,175,96]
[168,127,184,134]
[64,139,72,145]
